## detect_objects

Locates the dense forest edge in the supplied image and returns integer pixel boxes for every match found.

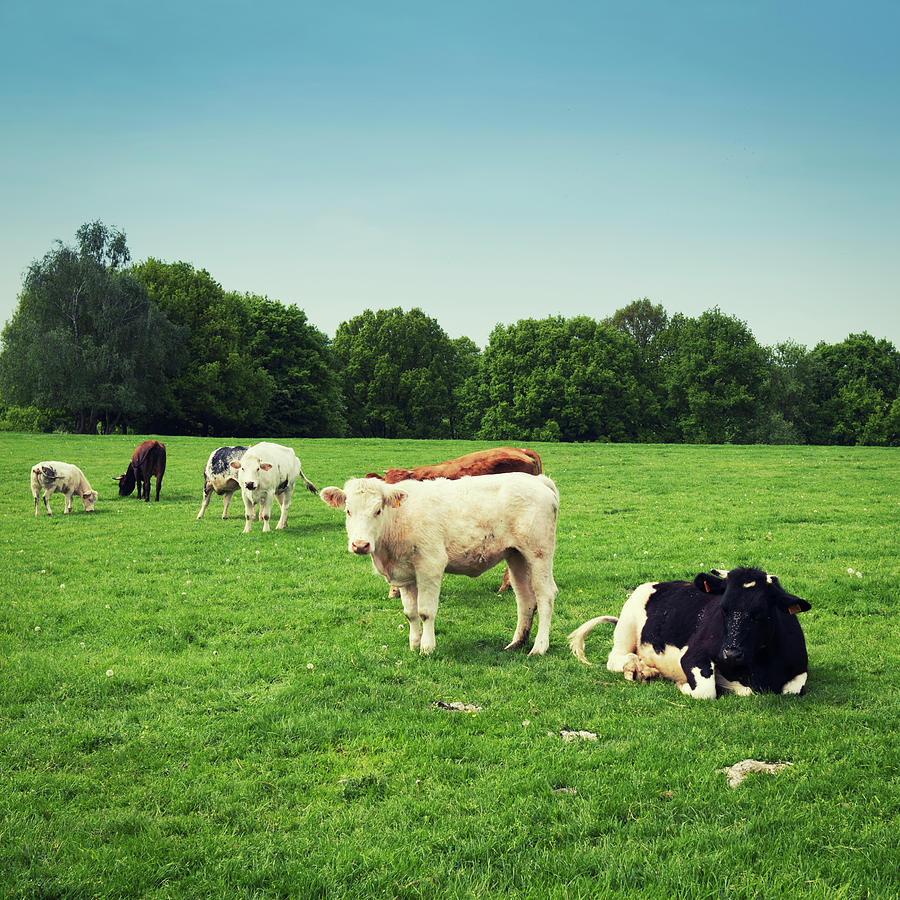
[2,221,898,445]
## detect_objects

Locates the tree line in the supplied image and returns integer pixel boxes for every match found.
[2,221,898,446]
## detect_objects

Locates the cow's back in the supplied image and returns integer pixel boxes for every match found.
[389,472,558,553]
[640,582,718,653]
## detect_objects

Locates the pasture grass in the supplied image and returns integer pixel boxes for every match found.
[1,434,898,899]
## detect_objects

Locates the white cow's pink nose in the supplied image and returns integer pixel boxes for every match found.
[351,540,371,555]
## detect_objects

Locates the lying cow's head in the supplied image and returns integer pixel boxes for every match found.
[81,489,98,512]
[231,454,270,492]
[714,567,811,665]
[320,478,407,555]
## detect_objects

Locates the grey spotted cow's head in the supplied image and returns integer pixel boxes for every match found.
[320,478,406,555]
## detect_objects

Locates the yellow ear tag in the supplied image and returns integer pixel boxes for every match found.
[787,604,802,615]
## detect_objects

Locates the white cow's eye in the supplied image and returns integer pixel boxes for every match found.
[346,510,351,517]
[374,508,381,517]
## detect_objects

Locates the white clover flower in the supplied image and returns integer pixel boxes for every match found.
[522,720,530,728]
[847,568,854,574]
[106,669,114,677]
[307,663,314,670]
[857,571,863,579]
[34,626,40,632]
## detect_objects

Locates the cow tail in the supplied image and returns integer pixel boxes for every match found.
[301,471,318,495]
[567,615,619,665]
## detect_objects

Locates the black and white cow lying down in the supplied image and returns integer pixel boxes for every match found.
[568,567,811,699]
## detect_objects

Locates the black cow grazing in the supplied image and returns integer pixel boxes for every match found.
[116,440,166,502]
[568,567,811,699]
[197,446,248,519]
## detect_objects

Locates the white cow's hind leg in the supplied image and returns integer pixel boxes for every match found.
[197,485,213,519]
[220,490,234,519]
[504,553,537,650]
[275,484,294,530]
[43,492,53,516]
[399,584,422,650]
[64,491,73,514]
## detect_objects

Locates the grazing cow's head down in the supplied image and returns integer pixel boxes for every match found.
[320,479,407,555]
[116,465,136,497]
[81,489,99,512]
[712,568,811,667]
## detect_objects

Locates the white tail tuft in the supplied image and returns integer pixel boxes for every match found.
[568,615,618,665]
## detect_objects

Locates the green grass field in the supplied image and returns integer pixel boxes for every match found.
[1,434,898,899]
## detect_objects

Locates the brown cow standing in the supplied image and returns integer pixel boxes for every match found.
[366,447,543,592]
[115,440,166,502]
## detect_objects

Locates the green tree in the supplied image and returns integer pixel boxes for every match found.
[477,316,652,442]
[659,308,769,443]
[332,308,464,438]
[604,298,669,364]
[133,260,273,435]
[0,222,182,433]
[242,293,346,437]
[805,333,900,445]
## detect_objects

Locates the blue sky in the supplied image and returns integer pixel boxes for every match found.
[2,1,898,349]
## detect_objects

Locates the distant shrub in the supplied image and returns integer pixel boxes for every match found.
[0,405,68,433]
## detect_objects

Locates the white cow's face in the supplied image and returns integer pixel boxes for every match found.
[232,456,271,492]
[320,479,406,555]
[81,490,98,512]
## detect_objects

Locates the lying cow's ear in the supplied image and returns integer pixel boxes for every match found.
[320,486,346,509]
[260,463,272,471]
[779,593,812,615]
[230,461,241,470]
[693,572,727,594]
[385,489,407,509]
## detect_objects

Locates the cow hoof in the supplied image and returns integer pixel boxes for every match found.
[504,639,526,651]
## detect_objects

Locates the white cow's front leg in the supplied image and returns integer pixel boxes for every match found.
[260,493,275,532]
[415,572,444,654]
[398,584,422,650]
[64,491,73,514]
[242,492,256,533]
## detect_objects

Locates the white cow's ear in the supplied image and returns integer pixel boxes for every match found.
[260,463,272,471]
[385,489,407,509]
[320,487,346,509]
[230,461,241,470]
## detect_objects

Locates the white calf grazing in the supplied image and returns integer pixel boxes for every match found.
[231,441,318,533]
[31,461,98,516]
[320,472,560,655]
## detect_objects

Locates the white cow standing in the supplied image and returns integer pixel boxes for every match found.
[320,472,560,655]
[231,442,318,533]
[31,461,98,516]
